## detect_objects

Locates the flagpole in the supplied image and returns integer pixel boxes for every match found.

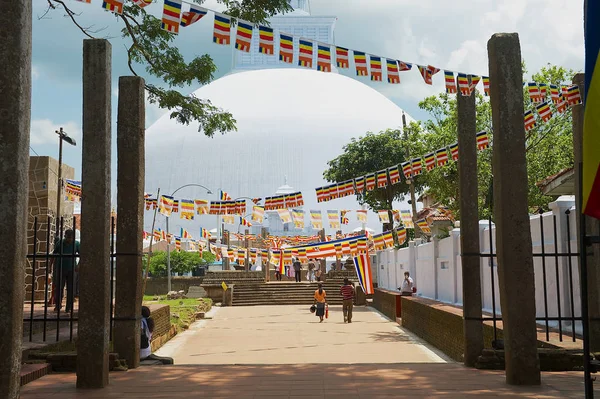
[143,187,160,297]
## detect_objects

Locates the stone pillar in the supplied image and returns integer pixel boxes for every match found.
[114,76,145,369]
[0,1,31,397]
[456,77,484,367]
[77,39,112,389]
[572,73,600,351]
[222,284,233,306]
[487,33,540,385]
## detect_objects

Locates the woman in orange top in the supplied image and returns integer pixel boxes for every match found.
[313,283,327,323]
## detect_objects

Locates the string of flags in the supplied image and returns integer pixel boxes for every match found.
[83,0,579,100]
[523,83,581,131]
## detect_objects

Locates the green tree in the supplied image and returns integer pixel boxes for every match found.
[46,0,292,136]
[149,250,215,276]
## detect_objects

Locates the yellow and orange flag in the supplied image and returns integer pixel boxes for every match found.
[584,2,600,219]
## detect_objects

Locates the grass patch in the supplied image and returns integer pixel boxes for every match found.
[143,296,212,333]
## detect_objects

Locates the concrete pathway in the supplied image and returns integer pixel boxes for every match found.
[155,305,448,364]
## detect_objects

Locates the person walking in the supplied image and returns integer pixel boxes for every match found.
[313,283,327,322]
[340,278,355,323]
[50,229,80,313]
[293,257,302,282]
[307,261,316,282]
[399,271,415,296]
[314,261,322,282]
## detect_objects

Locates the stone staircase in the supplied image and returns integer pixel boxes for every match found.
[232,281,350,306]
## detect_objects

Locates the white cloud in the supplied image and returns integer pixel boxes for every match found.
[30,119,80,146]
[32,65,40,80]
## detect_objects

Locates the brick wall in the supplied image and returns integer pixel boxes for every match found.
[372,288,402,320]
[148,304,173,352]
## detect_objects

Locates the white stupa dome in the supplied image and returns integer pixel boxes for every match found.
[144,68,412,234]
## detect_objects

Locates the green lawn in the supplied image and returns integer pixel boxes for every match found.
[142,296,212,332]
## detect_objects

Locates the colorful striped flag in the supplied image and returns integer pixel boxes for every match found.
[354,51,368,76]
[240,217,252,227]
[336,46,349,68]
[524,110,536,131]
[436,148,449,166]
[539,82,548,99]
[353,254,374,295]
[175,237,182,251]
[235,22,253,52]
[161,0,182,34]
[411,158,423,176]
[567,85,582,106]
[180,228,192,239]
[528,82,541,103]
[310,210,323,230]
[340,210,350,225]
[195,199,209,215]
[328,210,340,229]
[398,61,412,71]
[298,39,313,68]
[444,71,457,93]
[583,2,600,218]
[132,0,151,7]
[370,56,383,81]
[317,45,332,72]
[213,14,231,45]
[180,199,195,220]
[556,99,568,114]
[476,131,490,150]
[277,209,292,224]
[401,161,412,179]
[449,143,459,161]
[387,59,400,84]
[102,0,124,14]
[457,73,470,96]
[424,153,436,171]
[356,210,367,223]
[252,206,265,223]
[376,169,388,188]
[377,210,390,224]
[220,190,231,201]
[416,219,431,235]
[383,231,394,248]
[279,33,294,64]
[388,165,401,184]
[400,210,414,229]
[483,76,490,96]
[259,26,274,55]
[536,102,553,122]
[418,65,440,85]
[469,75,481,95]
[354,176,365,194]
[396,227,407,245]
[365,173,376,191]
[292,209,305,229]
[550,84,561,104]
[180,5,207,27]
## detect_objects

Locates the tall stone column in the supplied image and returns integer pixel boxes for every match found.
[456,80,484,367]
[571,73,600,351]
[487,33,540,385]
[0,1,31,397]
[114,76,145,369]
[77,39,112,389]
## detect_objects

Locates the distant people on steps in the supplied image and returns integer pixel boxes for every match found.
[293,257,302,282]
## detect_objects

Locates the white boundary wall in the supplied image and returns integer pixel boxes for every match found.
[375,196,582,335]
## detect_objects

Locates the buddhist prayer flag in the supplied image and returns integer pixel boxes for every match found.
[315,187,326,203]
[388,165,401,185]
[354,51,368,76]
[102,0,124,14]
[483,76,490,96]
[424,153,436,171]
[539,83,548,99]
[383,231,394,249]
[132,0,152,8]
[328,210,340,229]
[387,59,400,84]
[220,190,231,201]
[180,199,195,220]
[235,22,253,52]
[401,162,412,179]
[340,210,350,225]
[356,210,367,223]
[418,65,440,85]
[457,73,470,96]
[159,195,174,216]
[416,219,431,235]
[396,227,407,245]
[175,237,181,251]
[528,82,541,103]
[476,131,490,150]
[567,85,582,106]
[365,173,376,191]
[180,228,192,239]
[536,102,552,122]
[370,56,383,81]
[292,209,305,229]
[449,143,459,161]
[583,2,600,218]
[277,209,292,224]
[336,46,349,68]
[310,210,323,229]
[279,33,294,63]
[524,110,536,131]
[213,14,231,45]
[556,99,568,114]
[180,5,207,27]
[550,84,561,103]
[444,71,457,93]
[317,45,332,72]
[354,176,365,194]
[377,210,390,224]
[258,26,274,55]
[353,254,374,295]
[298,39,313,68]
[468,75,481,95]
[398,61,412,71]
[161,0,182,34]
[400,210,414,229]
[376,169,388,188]
[252,206,265,223]
[436,148,449,166]
[411,158,423,176]
[240,217,252,227]
[392,209,401,223]
[153,229,161,241]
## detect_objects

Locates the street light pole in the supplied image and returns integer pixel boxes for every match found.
[54,127,76,239]
[165,183,212,293]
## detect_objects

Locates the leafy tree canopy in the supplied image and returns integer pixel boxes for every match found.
[148,250,215,276]
[46,0,293,136]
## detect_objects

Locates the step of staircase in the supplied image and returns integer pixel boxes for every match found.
[20,363,51,386]
[232,282,350,306]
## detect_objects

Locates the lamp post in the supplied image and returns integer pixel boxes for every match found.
[55,127,77,238]
[165,184,213,293]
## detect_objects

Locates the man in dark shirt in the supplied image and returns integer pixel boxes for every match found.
[340,278,355,323]
[51,229,80,312]
[293,258,302,282]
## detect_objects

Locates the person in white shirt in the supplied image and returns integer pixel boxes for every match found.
[399,271,415,295]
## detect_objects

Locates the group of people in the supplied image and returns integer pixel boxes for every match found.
[275,257,323,282]
[312,278,355,323]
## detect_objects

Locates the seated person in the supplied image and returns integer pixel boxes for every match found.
[140,306,174,365]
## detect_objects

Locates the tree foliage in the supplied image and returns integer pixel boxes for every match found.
[148,250,215,276]
[46,0,293,136]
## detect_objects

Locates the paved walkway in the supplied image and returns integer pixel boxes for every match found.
[155,305,448,364]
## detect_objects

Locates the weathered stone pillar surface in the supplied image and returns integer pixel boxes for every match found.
[77,39,112,389]
[0,1,31,397]
[488,33,540,385]
[456,79,484,367]
[572,73,600,351]
[114,76,145,369]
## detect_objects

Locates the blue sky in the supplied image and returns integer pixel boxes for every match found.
[31,0,585,179]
